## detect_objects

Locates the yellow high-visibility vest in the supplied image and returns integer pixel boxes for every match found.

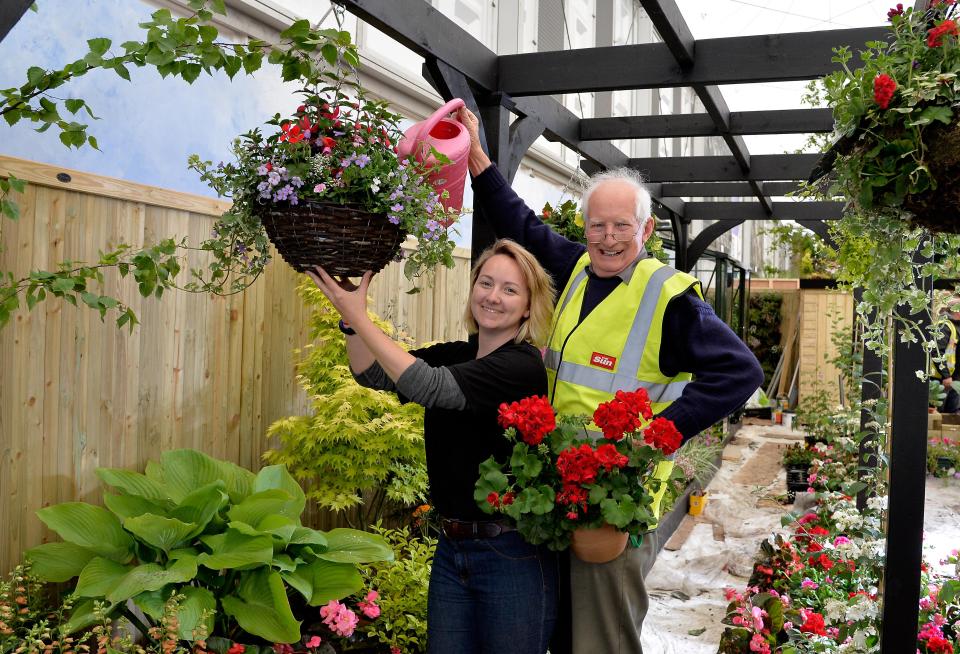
[545,253,702,529]
[933,320,957,379]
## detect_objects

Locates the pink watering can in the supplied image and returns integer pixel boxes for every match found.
[397,98,470,222]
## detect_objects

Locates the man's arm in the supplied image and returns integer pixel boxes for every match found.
[656,293,765,441]
[459,108,584,284]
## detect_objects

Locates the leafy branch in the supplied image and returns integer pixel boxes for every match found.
[0,0,360,330]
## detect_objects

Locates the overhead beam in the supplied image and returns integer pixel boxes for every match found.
[639,0,695,66]
[683,201,843,221]
[580,109,834,140]
[683,219,746,273]
[630,154,822,182]
[659,181,802,197]
[498,27,888,95]
[339,0,626,170]
[0,0,33,44]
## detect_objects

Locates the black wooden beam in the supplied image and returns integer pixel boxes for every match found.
[630,154,822,182]
[881,246,931,653]
[795,219,838,249]
[639,0,695,66]
[659,181,802,197]
[580,109,834,140]
[339,0,626,171]
[498,27,889,96]
[683,219,746,273]
[683,201,842,221]
[0,0,33,44]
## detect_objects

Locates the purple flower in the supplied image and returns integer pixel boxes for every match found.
[391,203,403,212]
[291,176,303,188]
[426,219,439,232]
[267,171,281,186]
[257,164,271,176]
[355,154,371,168]
[387,215,401,225]
[390,189,403,201]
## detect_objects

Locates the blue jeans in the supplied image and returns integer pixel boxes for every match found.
[427,531,558,654]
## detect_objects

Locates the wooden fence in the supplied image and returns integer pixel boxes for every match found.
[0,156,471,575]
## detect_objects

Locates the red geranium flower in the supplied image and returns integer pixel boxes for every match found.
[799,609,827,636]
[873,73,897,109]
[593,397,639,441]
[887,3,904,20]
[486,491,500,507]
[642,417,683,455]
[497,395,556,445]
[556,444,600,485]
[928,19,959,47]
[595,443,629,471]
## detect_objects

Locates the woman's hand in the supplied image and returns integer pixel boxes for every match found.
[306,266,373,326]
[457,107,492,175]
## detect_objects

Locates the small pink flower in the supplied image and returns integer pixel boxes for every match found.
[751,605,767,631]
[833,536,851,547]
[365,590,379,602]
[801,578,819,590]
[784,621,793,631]
[305,636,322,649]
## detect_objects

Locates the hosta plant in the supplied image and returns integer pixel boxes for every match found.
[24,449,393,645]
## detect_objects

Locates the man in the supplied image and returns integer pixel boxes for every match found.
[933,299,960,414]
[457,108,764,654]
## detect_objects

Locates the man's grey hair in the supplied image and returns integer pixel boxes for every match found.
[581,168,653,229]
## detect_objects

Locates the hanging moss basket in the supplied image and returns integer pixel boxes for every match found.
[902,121,960,234]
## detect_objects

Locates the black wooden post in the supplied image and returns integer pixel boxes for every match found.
[0,0,33,44]
[879,247,931,652]
[855,288,883,512]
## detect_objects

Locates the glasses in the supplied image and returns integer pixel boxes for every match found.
[585,221,640,244]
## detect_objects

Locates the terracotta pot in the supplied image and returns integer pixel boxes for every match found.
[570,524,629,564]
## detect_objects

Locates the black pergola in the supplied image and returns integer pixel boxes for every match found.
[0,1,932,651]
[330,2,928,652]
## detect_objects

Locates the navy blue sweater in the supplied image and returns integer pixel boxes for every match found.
[472,164,764,441]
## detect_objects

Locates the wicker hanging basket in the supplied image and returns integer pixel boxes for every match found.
[903,121,960,234]
[258,201,406,277]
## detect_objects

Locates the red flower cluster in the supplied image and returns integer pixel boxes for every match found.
[498,395,556,445]
[642,416,683,455]
[592,389,652,440]
[873,73,897,109]
[887,3,904,20]
[279,115,315,143]
[557,444,600,485]
[595,443,629,471]
[928,19,959,47]
[798,609,827,636]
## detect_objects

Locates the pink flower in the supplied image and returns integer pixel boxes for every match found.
[305,636,322,649]
[749,632,771,654]
[833,536,851,547]
[751,605,767,631]
[320,600,359,638]
[801,578,820,590]
[391,648,401,654]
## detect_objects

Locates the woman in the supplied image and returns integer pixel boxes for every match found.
[308,239,558,654]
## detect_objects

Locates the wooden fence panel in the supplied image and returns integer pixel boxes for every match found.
[0,156,471,574]
[798,289,854,407]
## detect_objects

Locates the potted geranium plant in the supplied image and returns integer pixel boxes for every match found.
[188,28,459,286]
[817,1,960,232]
[473,389,683,562]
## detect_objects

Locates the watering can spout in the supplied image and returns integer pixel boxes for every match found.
[397,98,470,219]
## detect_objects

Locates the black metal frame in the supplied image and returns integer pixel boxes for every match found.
[1,0,931,649]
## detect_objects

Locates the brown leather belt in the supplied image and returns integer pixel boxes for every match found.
[440,518,516,539]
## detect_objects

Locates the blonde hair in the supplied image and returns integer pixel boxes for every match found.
[463,239,555,347]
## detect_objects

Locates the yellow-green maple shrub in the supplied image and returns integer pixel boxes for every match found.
[264,280,428,529]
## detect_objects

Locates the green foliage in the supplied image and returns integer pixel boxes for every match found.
[23,449,392,645]
[927,435,960,478]
[781,443,815,467]
[263,280,428,530]
[746,292,783,389]
[761,224,837,278]
[356,526,434,654]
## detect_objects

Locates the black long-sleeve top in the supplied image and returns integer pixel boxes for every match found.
[471,164,764,441]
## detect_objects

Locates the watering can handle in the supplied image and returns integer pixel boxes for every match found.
[408,98,466,156]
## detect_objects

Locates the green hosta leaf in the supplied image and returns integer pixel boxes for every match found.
[253,465,306,508]
[254,514,298,542]
[63,598,110,634]
[281,558,362,606]
[103,493,169,521]
[75,557,130,597]
[36,503,134,562]
[315,528,393,564]
[228,489,304,526]
[221,569,300,644]
[288,526,328,547]
[25,542,97,582]
[107,556,197,603]
[132,588,166,620]
[177,586,216,641]
[170,482,228,537]
[155,449,254,504]
[198,529,272,569]
[96,468,169,502]
[123,514,197,553]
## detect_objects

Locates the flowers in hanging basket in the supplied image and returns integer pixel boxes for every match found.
[815,2,960,231]
[474,389,684,550]
[188,26,460,289]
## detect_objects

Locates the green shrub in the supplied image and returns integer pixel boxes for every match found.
[264,281,428,530]
[357,526,434,654]
[24,449,392,645]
